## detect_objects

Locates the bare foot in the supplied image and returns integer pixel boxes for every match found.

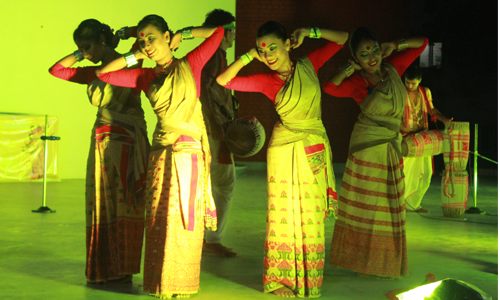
[272,286,295,297]
[357,272,401,280]
[203,242,238,258]
[107,274,133,284]
[151,293,171,299]
[87,280,106,285]
[408,207,429,213]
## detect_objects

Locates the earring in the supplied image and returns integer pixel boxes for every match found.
[286,47,290,51]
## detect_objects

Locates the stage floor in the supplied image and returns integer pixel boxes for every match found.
[0,169,497,300]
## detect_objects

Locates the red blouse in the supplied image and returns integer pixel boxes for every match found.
[323,37,429,104]
[225,41,344,103]
[97,27,225,98]
[48,40,143,94]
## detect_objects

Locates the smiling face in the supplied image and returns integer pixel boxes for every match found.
[75,37,105,64]
[137,24,171,65]
[256,34,290,72]
[354,39,382,74]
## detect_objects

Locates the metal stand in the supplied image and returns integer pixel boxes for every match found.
[465,124,497,214]
[32,115,60,213]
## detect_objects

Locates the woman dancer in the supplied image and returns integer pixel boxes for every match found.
[49,19,150,284]
[217,21,348,298]
[96,15,222,298]
[323,27,428,279]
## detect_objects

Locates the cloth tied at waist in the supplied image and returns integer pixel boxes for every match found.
[349,113,403,158]
[269,117,326,147]
[96,108,149,205]
[153,116,202,147]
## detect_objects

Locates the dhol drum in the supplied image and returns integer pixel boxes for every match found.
[442,121,470,171]
[402,130,444,157]
[224,117,266,158]
[441,169,469,218]
[441,121,470,218]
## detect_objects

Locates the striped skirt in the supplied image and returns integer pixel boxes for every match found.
[330,143,408,277]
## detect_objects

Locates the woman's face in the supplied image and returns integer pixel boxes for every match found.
[256,34,290,71]
[75,37,105,64]
[354,39,382,74]
[138,24,171,64]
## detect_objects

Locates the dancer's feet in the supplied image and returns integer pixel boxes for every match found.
[203,242,238,258]
[357,272,401,280]
[86,280,106,285]
[107,274,133,284]
[152,293,191,299]
[272,286,295,297]
[407,207,429,213]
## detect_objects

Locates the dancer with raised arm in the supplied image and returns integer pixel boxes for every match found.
[217,21,348,298]
[323,27,428,279]
[49,19,150,284]
[96,15,223,298]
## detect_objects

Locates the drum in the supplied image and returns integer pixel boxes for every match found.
[224,117,266,158]
[443,121,470,171]
[441,169,469,218]
[402,130,444,157]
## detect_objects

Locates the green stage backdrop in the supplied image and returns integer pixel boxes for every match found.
[0,0,235,179]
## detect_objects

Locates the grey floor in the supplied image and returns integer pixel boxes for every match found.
[0,166,497,300]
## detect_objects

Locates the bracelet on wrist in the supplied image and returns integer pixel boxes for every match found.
[340,63,354,77]
[74,50,84,62]
[181,27,194,40]
[395,39,408,52]
[117,27,128,40]
[309,27,321,39]
[239,53,253,66]
[123,52,138,67]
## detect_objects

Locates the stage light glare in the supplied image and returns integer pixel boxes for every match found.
[395,279,492,300]
[396,281,441,300]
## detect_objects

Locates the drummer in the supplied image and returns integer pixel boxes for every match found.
[200,9,239,258]
[401,64,453,213]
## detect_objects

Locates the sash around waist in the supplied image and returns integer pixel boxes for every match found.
[153,116,202,147]
[359,113,401,133]
[96,108,147,131]
[269,117,326,147]
[348,121,402,156]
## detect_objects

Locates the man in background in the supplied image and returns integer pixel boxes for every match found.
[401,65,452,213]
[200,9,238,257]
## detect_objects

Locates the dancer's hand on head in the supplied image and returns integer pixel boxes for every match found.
[248,48,263,62]
[170,32,182,51]
[381,42,396,58]
[134,50,148,60]
[348,58,362,71]
[290,28,308,49]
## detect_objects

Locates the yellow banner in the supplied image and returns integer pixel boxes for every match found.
[0,114,59,181]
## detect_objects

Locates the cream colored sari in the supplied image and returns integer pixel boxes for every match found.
[264,57,337,298]
[142,58,217,297]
